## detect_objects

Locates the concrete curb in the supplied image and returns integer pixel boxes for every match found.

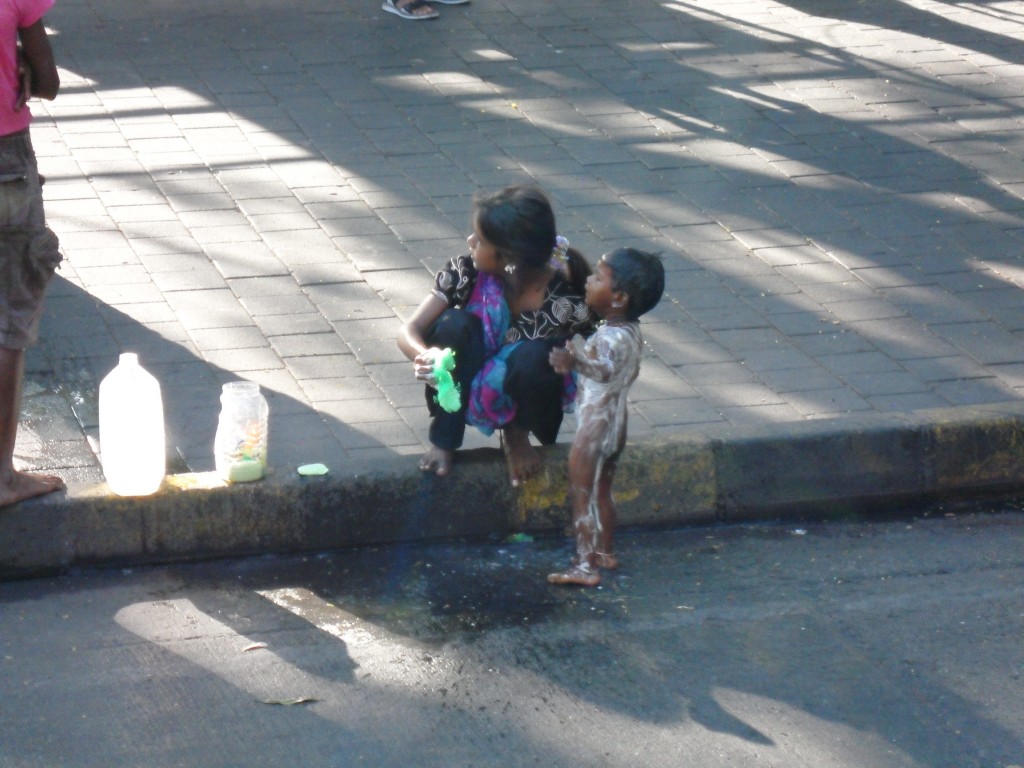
[4,402,1024,578]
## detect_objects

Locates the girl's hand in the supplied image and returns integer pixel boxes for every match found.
[413,348,446,387]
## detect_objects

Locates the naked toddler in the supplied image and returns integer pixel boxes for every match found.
[547,248,665,587]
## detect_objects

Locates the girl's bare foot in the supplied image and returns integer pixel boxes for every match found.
[547,564,601,587]
[0,470,65,508]
[502,426,541,487]
[418,445,453,477]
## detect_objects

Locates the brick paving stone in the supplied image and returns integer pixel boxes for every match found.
[9,0,1023,484]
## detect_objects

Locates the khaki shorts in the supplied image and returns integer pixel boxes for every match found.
[0,132,62,349]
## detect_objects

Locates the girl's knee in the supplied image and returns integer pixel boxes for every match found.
[508,338,554,368]
[506,340,561,391]
[427,309,482,348]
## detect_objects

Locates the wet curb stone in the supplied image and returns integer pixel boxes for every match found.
[4,402,1023,578]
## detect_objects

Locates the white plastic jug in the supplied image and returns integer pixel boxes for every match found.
[214,381,269,483]
[98,353,165,496]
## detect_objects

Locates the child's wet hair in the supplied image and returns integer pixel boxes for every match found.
[603,248,665,320]
[473,185,592,292]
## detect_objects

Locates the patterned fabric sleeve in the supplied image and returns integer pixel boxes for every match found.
[431,254,477,309]
[505,274,596,343]
[431,255,594,340]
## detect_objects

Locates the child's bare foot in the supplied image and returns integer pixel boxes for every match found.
[547,564,601,587]
[574,552,618,570]
[0,470,65,508]
[502,426,541,487]
[418,446,453,477]
[596,552,618,569]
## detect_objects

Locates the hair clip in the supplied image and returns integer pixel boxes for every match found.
[549,235,570,276]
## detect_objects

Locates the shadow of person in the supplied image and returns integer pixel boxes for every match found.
[24,274,392,484]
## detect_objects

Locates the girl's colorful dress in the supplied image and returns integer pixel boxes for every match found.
[431,254,594,435]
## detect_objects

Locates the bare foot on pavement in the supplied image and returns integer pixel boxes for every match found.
[0,470,65,508]
[418,445,453,477]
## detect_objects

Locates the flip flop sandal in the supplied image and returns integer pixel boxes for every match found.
[382,0,439,19]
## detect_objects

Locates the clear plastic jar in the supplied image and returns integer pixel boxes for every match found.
[214,381,269,483]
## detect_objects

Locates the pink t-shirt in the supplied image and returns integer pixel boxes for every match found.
[1,0,54,136]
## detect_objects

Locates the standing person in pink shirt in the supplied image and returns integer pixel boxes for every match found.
[0,0,62,507]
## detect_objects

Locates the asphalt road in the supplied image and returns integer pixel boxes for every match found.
[1,506,1022,767]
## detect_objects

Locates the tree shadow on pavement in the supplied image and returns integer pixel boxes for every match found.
[776,0,1024,64]
[19,0,1024,762]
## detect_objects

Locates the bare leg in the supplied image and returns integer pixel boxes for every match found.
[0,347,64,508]
[502,424,542,487]
[594,454,620,565]
[548,439,601,586]
[572,459,618,569]
[418,444,453,477]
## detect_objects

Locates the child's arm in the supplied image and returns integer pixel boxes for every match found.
[548,344,575,375]
[566,332,617,383]
[398,294,449,378]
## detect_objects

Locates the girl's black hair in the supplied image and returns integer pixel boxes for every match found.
[473,185,591,294]
[603,247,665,320]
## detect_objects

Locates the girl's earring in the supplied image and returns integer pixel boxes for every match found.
[504,263,516,274]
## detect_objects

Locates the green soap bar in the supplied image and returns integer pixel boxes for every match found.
[227,460,264,483]
[297,463,329,476]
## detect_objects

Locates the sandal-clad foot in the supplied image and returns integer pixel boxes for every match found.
[382,0,439,20]
[548,564,601,587]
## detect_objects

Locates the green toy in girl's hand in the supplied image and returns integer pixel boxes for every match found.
[433,348,461,413]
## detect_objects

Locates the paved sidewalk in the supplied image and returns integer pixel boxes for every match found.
[5,0,1024,574]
